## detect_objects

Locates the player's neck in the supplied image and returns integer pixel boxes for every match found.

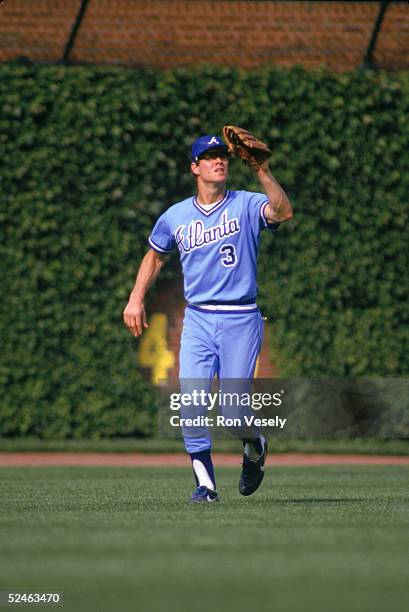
[196,182,226,206]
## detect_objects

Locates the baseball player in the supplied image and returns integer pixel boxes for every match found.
[124,128,293,502]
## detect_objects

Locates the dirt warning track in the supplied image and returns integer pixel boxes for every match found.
[0,453,409,467]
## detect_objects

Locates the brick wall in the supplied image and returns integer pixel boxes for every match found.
[0,0,79,63]
[1,1,408,71]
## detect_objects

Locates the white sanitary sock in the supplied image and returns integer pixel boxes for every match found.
[192,459,215,490]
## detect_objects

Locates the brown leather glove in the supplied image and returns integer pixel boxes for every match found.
[223,125,272,171]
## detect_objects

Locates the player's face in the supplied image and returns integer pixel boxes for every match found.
[192,148,229,184]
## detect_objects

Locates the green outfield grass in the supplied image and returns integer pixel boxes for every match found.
[1,466,408,612]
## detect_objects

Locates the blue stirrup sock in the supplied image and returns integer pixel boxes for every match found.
[189,449,216,491]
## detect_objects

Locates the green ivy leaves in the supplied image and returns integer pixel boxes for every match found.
[0,62,407,438]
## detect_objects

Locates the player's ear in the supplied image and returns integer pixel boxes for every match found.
[191,161,200,176]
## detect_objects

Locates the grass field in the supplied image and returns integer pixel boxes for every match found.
[1,466,408,612]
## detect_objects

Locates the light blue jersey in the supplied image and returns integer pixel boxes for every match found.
[148,190,279,304]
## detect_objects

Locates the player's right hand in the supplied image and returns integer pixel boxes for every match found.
[123,299,149,337]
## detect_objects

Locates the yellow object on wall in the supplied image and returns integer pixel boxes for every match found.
[254,356,260,378]
[138,313,175,385]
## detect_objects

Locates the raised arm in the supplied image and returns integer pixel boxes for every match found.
[123,249,167,337]
[256,160,293,224]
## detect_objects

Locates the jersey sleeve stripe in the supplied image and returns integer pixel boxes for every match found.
[260,200,270,227]
[261,201,281,230]
[148,237,173,254]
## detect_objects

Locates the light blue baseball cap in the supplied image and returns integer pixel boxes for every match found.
[191,135,228,162]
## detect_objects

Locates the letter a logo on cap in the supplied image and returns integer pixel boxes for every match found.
[208,137,219,144]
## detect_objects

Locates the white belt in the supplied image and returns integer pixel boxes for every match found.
[191,303,257,312]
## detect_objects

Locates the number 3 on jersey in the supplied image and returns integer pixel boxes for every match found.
[220,244,237,267]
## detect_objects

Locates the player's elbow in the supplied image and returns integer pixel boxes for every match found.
[270,201,294,224]
[281,197,293,222]
[282,210,293,222]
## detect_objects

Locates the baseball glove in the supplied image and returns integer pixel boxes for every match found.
[223,125,272,171]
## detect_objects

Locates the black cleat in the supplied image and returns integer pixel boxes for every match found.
[239,438,268,496]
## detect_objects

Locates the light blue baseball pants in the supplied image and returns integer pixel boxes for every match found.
[179,305,265,453]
